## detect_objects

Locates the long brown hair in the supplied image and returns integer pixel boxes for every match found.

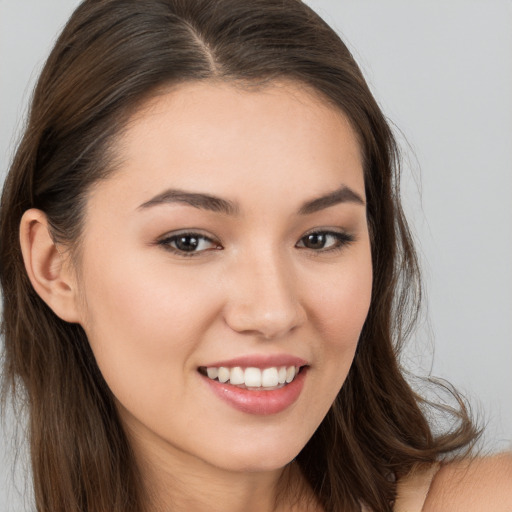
[0,1,479,511]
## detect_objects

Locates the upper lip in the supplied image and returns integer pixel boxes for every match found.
[201,354,309,369]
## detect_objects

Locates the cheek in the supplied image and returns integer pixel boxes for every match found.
[314,253,372,336]
[307,247,372,378]
[82,250,217,339]
[77,251,222,404]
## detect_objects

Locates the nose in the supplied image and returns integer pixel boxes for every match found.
[222,249,307,339]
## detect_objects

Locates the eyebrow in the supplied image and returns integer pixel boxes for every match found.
[297,185,365,215]
[139,189,239,215]
[138,184,365,215]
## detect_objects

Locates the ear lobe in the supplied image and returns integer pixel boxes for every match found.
[19,209,81,323]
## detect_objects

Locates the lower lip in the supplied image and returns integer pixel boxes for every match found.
[199,367,308,415]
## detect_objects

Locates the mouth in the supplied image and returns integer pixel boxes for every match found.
[198,364,307,390]
[198,363,309,415]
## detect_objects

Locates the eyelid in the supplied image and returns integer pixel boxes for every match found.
[295,229,355,252]
[155,227,355,257]
[157,230,222,257]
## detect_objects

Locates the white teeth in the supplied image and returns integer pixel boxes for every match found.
[229,366,245,385]
[261,367,279,387]
[206,367,218,379]
[203,365,302,388]
[285,366,296,383]
[244,367,262,387]
[218,367,230,383]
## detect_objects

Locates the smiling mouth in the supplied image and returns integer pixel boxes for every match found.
[198,365,307,390]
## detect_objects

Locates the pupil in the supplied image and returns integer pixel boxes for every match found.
[306,233,325,249]
[176,236,199,251]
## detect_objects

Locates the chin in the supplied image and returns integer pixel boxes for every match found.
[218,457,295,474]
[208,438,305,474]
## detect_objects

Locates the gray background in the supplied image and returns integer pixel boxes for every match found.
[1,0,511,510]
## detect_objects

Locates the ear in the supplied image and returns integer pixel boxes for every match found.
[19,209,82,323]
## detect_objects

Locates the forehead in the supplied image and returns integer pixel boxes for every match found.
[91,80,365,215]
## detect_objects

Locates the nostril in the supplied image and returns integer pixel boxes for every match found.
[224,313,306,340]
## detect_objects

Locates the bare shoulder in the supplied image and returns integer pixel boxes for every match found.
[424,452,512,511]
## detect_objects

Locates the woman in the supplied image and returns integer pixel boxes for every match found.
[0,0,510,511]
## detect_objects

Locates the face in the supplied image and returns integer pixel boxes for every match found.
[74,81,372,475]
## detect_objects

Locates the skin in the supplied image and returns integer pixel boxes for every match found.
[64,81,371,511]
[394,453,512,512]
[20,80,512,511]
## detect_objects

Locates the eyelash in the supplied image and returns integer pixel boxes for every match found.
[157,230,355,258]
[157,232,221,257]
[296,230,355,254]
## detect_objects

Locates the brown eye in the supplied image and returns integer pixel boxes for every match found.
[158,232,221,256]
[296,231,354,252]
[302,233,328,250]
[174,235,201,252]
